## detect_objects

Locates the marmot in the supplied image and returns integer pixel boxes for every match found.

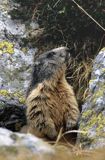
[26,47,80,140]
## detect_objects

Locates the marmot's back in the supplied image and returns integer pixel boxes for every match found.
[26,47,80,140]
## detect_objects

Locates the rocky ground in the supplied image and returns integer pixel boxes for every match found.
[0,127,105,160]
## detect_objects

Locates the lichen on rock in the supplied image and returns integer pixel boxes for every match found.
[0,41,14,54]
[77,48,105,149]
[0,127,54,154]
[0,0,39,132]
[0,0,38,106]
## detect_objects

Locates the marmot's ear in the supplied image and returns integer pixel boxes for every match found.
[38,83,44,91]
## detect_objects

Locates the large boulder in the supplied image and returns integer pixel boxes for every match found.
[0,0,37,102]
[77,48,105,149]
[0,127,105,160]
[0,127,54,157]
[0,0,38,130]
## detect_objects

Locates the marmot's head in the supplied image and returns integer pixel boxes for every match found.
[27,47,71,95]
[37,47,71,67]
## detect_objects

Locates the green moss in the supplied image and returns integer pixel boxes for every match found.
[0,41,14,54]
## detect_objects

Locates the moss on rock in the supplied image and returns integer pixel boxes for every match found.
[78,49,105,149]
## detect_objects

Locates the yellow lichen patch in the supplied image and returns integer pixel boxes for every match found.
[13,92,25,104]
[101,47,105,51]
[82,109,92,119]
[89,79,96,87]
[19,97,25,104]
[80,112,105,140]
[0,41,14,54]
[0,90,25,104]
[95,90,104,97]
[96,113,105,136]
[0,89,10,96]
[21,47,28,53]
[101,68,105,73]
[83,116,96,132]
[92,87,105,104]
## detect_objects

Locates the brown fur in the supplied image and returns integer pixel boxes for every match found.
[26,64,80,140]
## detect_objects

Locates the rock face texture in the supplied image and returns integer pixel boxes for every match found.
[0,127,53,153]
[0,98,26,131]
[0,0,37,105]
[77,48,105,149]
[0,0,38,130]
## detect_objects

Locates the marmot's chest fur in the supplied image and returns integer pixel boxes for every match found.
[26,47,80,140]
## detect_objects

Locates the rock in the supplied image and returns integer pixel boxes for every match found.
[0,128,105,160]
[0,0,38,105]
[0,97,26,131]
[0,0,40,117]
[77,48,105,149]
[0,0,40,131]
[0,127,54,153]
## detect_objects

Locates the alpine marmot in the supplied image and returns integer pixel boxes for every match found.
[26,47,80,140]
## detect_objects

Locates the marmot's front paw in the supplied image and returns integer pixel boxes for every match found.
[66,116,79,130]
[44,121,58,140]
[46,127,58,140]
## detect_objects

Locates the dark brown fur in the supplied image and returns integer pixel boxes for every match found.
[26,47,80,140]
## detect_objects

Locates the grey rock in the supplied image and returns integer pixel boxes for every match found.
[0,98,26,131]
[0,0,40,132]
[0,0,38,106]
[77,48,105,149]
[0,127,54,153]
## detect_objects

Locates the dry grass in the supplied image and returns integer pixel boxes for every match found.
[0,145,105,160]
[66,57,92,107]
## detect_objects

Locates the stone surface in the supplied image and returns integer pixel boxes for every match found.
[0,0,37,106]
[0,128,105,160]
[0,0,40,132]
[77,48,105,149]
[0,127,54,154]
[0,97,26,131]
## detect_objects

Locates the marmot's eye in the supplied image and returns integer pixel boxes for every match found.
[46,52,56,58]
